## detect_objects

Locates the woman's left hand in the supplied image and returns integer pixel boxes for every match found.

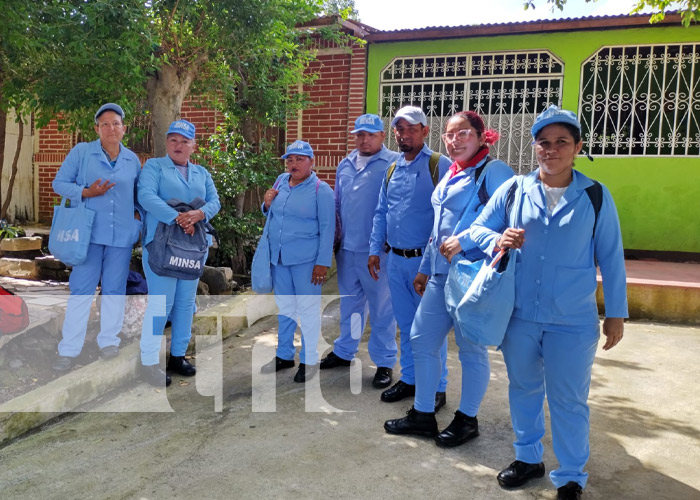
[602,317,624,350]
[311,265,328,286]
[440,237,462,263]
[176,209,205,234]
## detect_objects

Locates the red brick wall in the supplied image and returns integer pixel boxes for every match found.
[287,41,366,188]
[35,100,222,222]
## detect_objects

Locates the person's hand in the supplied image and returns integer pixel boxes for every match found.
[175,209,205,233]
[497,228,525,250]
[602,317,624,350]
[311,265,328,286]
[413,273,428,296]
[82,179,116,198]
[368,255,381,280]
[263,188,279,210]
[440,236,462,263]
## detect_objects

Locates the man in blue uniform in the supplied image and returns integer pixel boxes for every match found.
[368,106,452,410]
[320,114,399,389]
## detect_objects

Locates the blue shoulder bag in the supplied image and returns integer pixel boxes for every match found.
[48,147,95,266]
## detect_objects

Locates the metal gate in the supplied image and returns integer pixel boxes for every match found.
[379,51,564,173]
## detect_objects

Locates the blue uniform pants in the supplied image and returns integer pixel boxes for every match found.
[140,247,200,366]
[410,274,489,413]
[334,249,397,368]
[501,317,600,489]
[272,261,322,365]
[58,243,131,357]
[387,252,448,389]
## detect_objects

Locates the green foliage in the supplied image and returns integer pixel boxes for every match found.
[0,220,26,240]
[323,0,361,20]
[524,0,699,26]
[194,122,282,269]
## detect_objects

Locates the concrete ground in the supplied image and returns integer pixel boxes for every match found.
[0,295,699,500]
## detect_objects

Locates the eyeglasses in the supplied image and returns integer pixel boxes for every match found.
[441,129,474,142]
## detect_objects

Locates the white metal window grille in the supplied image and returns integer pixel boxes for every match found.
[580,44,700,156]
[380,52,564,173]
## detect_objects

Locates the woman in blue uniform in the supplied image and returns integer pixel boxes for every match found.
[138,120,220,387]
[51,103,142,371]
[384,111,514,441]
[470,106,628,500]
[258,140,335,383]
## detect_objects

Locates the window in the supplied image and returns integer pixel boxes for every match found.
[380,51,564,173]
[580,44,700,156]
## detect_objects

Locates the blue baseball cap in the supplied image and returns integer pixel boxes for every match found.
[281,140,314,159]
[391,106,427,127]
[531,105,581,138]
[351,114,384,134]
[94,103,124,123]
[167,119,196,140]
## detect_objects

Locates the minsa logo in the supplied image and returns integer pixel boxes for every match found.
[173,121,190,130]
[357,115,377,125]
[290,141,305,149]
[55,229,80,242]
[169,256,201,269]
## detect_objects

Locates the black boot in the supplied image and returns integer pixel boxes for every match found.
[384,407,438,437]
[167,356,196,376]
[557,482,583,500]
[140,364,172,387]
[435,410,479,447]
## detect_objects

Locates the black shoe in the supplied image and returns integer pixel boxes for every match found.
[434,391,446,413]
[557,482,583,500]
[99,345,120,360]
[260,356,295,374]
[497,460,546,488]
[384,407,438,437]
[167,355,196,376]
[319,351,351,369]
[52,356,73,372]
[435,410,479,447]
[380,380,415,402]
[372,367,393,389]
[140,364,172,387]
[294,363,319,383]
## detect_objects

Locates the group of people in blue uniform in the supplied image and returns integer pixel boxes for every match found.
[51,100,627,500]
[52,103,220,388]
[259,104,628,500]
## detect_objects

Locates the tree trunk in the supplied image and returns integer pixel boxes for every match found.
[0,107,6,212]
[1,117,23,219]
[146,64,196,157]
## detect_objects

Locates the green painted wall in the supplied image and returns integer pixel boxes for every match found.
[366,26,700,253]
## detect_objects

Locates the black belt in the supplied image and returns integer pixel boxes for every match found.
[390,247,423,258]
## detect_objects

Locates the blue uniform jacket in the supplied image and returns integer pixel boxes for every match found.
[419,157,514,276]
[137,156,221,247]
[265,172,335,267]
[52,140,142,248]
[369,144,452,255]
[470,169,629,325]
[335,146,400,253]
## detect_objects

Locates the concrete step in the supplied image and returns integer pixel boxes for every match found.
[597,260,700,324]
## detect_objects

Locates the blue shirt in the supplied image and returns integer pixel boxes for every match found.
[419,156,514,276]
[138,155,221,247]
[265,172,335,267]
[52,139,141,248]
[470,169,629,325]
[369,144,452,255]
[335,146,400,253]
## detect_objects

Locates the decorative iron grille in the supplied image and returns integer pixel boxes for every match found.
[380,51,564,173]
[580,44,700,156]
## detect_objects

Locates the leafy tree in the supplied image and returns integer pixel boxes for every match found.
[323,0,361,20]
[524,0,699,26]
